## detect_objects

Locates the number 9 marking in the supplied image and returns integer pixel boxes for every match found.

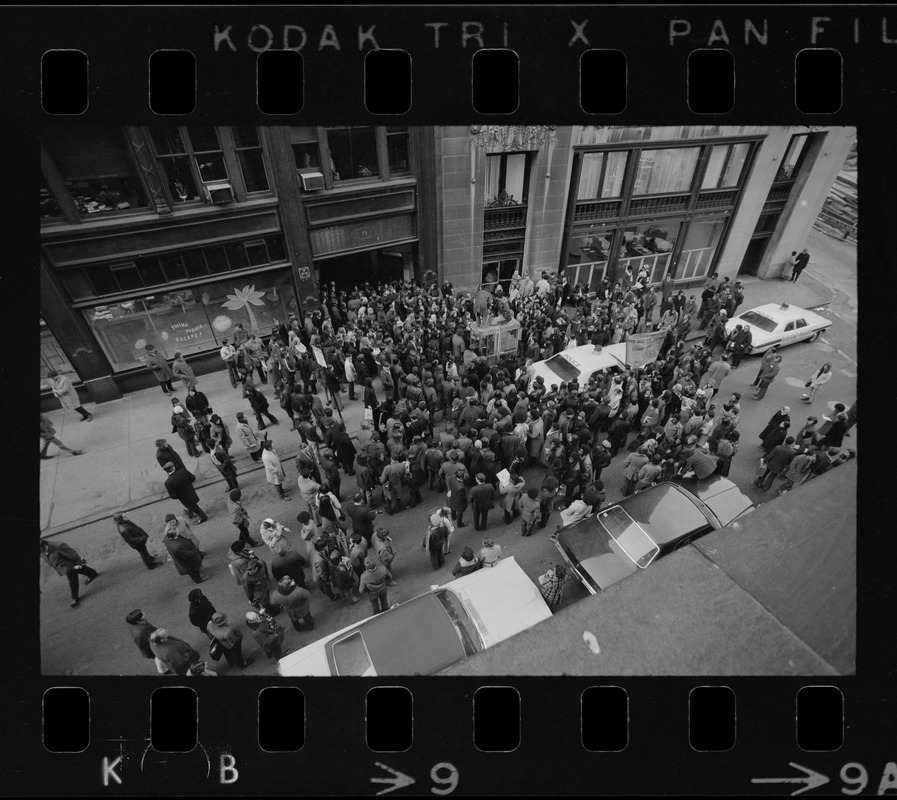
[430,762,459,795]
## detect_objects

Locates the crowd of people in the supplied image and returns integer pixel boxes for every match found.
[40,268,857,675]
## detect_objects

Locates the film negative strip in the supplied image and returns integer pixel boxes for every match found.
[5,2,891,796]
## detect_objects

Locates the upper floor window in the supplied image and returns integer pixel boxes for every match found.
[149,125,201,202]
[632,147,700,195]
[291,126,321,171]
[327,126,379,181]
[386,126,410,174]
[232,126,270,193]
[41,125,149,216]
[485,152,531,207]
[701,142,751,190]
[577,151,628,200]
[775,134,810,182]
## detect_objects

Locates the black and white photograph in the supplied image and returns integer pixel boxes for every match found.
[38,122,857,676]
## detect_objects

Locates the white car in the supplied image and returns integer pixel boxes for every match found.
[529,342,628,389]
[276,556,552,677]
[725,302,832,355]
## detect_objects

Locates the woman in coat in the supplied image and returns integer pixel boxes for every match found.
[821,412,848,448]
[261,440,291,501]
[802,363,833,404]
[330,423,358,475]
[149,629,200,676]
[185,387,212,422]
[207,612,252,669]
[187,588,217,635]
[171,352,197,392]
[209,414,232,453]
[46,370,92,421]
[162,529,206,583]
[606,411,631,457]
[171,400,201,457]
[247,385,279,429]
[144,343,175,394]
[210,444,239,492]
[499,473,525,524]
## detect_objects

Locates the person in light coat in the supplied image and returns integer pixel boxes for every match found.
[802,363,832,404]
[261,440,291,501]
[498,473,525,524]
[171,352,197,392]
[344,354,358,401]
[235,412,263,462]
[46,370,92,421]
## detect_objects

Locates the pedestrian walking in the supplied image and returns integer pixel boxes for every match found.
[261,440,291,501]
[748,345,781,388]
[185,387,213,423]
[149,629,201,676]
[46,370,93,421]
[226,489,262,547]
[171,399,201,458]
[271,576,316,631]
[259,517,293,553]
[171,352,197,392]
[155,438,185,472]
[113,513,162,570]
[40,539,99,607]
[210,443,239,491]
[209,414,233,453]
[187,588,217,635]
[125,609,158,665]
[163,462,209,523]
[143,343,176,394]
[246,384,279,430]
[752,355,782,400]
[220,339,240,388]
[423,507,454,569]
[162,527,206,583]
[245,611,288,661]
[359,557,392,616]
[39,414,82,459]
[234,412,264,462]
[802,363,832,404]
[207,612,254,669]
[755,437,797,491]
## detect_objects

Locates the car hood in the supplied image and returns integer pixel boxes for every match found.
[449,557,552,648]
[277,637,334,677]
[554,518,640,591]
[672,474,755,527]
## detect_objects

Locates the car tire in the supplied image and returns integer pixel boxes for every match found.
[808,329,825,343]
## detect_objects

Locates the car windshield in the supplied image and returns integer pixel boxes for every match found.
[435,589,482,657]
[332,631,375,676]
[596,506,660,568]
[543,354,581,382]
[739,311,778,332]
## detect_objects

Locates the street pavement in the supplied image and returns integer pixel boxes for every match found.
[39,231,857,675]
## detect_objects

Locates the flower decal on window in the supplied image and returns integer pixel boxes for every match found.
[221,285,266,332]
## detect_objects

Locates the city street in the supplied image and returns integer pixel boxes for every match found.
[39,228,857,675]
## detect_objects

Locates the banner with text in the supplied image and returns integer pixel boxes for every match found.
[625,330,668,369]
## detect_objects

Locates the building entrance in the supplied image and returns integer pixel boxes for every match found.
[316,248,406,292]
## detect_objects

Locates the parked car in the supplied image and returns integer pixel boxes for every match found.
[725,302,832,355]
[529,342,628,389]
[551,476,754,595]
[277,556,552,676]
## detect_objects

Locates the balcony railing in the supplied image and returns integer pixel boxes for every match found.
[573,199,622,223]
[766,183,793,203]
[695,189,738,210]
[483,205,528,231]
[628,194,691,216]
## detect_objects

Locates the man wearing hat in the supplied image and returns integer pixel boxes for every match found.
[40,539,99,608]
[114,512,161,570]
[125,609,158,665]
[245,611,288,662]
[143,342,175,394]
[207,611,253,669]
[270,576,314,633]
[163,462,209,523]
[162,523,206,584]
[155,438,185,472]
[149,628,200,676]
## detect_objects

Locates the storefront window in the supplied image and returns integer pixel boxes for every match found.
[775,134,809,182]
[387,126,410,174]
[577,151,628,200]
[619,221,680,285]
[40,317,76,390]
[327,126,379,181]
[485,153,529,206]
[632,147,700,195]
[41,124,149,216]
[232,126,270,193]
[84,273,300,371]
[675,219,724,281]
[702,142,750,189]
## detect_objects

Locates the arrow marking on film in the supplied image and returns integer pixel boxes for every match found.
[371,762,416,796]
[751,762,830,795]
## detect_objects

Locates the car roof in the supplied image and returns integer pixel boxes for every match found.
[743,303,829,324]
[673,475,755,527]
[556,343,628,369]
[613,482,713,546]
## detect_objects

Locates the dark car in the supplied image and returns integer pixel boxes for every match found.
[551,475,754,594]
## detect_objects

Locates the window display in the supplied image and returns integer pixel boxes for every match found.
[40,317,76,390]
[85,272,300,371]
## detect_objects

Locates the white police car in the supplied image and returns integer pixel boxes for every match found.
[725,303,832,355]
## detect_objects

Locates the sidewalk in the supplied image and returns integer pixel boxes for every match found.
[40,261,840,536]
[39,370,372,535]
